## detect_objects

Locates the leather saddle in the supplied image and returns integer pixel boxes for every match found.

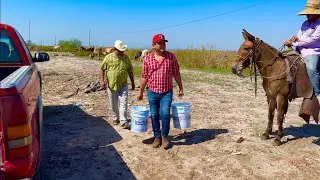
[282,50,319,124]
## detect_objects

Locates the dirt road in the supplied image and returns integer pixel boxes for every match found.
[36,53,320,180]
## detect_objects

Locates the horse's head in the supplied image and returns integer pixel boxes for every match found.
[134,50,142,60]
[232,29,256,77]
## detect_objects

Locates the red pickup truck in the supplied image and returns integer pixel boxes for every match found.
[0,24,45,179]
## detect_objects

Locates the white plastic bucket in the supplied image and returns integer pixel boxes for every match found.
[131,106,149,133]
[172,103,191,129]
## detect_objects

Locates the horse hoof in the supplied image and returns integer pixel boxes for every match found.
[273,139,283,146]
[261,133,269,140]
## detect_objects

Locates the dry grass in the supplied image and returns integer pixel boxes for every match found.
[127,48,236,74]
[173,49,236,73]
[37,46,236,74]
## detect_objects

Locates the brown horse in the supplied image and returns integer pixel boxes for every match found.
[232,29,318,146]
[91,47,114,60]
[79,46,94,52]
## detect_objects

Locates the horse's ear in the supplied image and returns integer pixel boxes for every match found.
[242,31,248,40]
[242,29,255,41]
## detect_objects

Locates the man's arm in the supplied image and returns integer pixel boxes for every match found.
[174,74,183,91]
[289,29,302,42]
[99,69,106,89]
[284,23,303,46]
[129,71,135,90]
[139,78,148,92]
[137,56,149,100]
[293,25,320,47]
[172,54,183,96]
[137,78,148,100]
[140,56,149,91]
[127,56,135,90]
[99,56,108,89]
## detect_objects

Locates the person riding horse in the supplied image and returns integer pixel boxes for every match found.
[284,0,320,96]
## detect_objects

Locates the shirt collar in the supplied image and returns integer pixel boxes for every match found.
[151,51,167,59]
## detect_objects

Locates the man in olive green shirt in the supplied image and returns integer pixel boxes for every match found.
[99,40,135,129]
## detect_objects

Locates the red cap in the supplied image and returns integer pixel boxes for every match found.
[152,34,168,43]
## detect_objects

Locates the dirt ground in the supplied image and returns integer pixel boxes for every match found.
[36,53,320,180]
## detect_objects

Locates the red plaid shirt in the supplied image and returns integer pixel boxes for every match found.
[142,51,180,93]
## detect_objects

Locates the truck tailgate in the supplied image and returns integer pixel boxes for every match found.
[0,66,32,96]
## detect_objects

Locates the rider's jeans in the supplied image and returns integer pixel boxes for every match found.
[305,55,320,96]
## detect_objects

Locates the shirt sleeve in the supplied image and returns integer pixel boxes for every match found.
[172,54,180,77]
[296,29,302,39]
[141,55,149,79]
[293,25,320,47]
[100,55,109,70]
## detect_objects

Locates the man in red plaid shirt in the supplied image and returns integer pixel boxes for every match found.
[137,33,184,149]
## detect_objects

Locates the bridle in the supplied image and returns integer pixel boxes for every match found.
[237,40,262,61]
[236,39,300,96]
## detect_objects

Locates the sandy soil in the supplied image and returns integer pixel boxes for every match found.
[36,53,320,180]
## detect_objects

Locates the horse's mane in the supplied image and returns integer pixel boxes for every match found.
[256,38,280,53]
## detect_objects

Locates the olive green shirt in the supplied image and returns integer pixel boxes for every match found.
[100,53,133,92]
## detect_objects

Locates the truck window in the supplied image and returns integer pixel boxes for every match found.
[0,29,21,63]
[15,29,32,61]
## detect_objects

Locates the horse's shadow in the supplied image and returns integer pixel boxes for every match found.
[142,128,229,149]
[284,124,320,145]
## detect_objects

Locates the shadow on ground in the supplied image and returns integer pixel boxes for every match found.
[39,104,136,180]
[142,128,229,149]
[284,124,320,145]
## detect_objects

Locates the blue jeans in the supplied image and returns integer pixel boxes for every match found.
[147,89,173,138]
[305,55,320,96]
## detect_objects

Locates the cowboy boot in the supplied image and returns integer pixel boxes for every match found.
[152,138,161,148]
[112,119,120,125]
[162,136,170,150]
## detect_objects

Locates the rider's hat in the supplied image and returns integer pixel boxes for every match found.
[298,0,320,15]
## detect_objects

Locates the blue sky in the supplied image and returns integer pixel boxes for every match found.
[0,0,308,50]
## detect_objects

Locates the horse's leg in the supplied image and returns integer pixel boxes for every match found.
[274,95,288,146]
[261,97,276,140]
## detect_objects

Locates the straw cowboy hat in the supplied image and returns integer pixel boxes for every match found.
[298,0,320,15]
[114,40,127,51]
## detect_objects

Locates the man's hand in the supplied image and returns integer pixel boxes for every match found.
[290,36,299,42]
[131,83,135,91]
[283,40,293,47]
[137,91,143,101]
[99,81,106,90]
[99,69,107,90]
[284,36,298,47]
[178,88,184,97]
